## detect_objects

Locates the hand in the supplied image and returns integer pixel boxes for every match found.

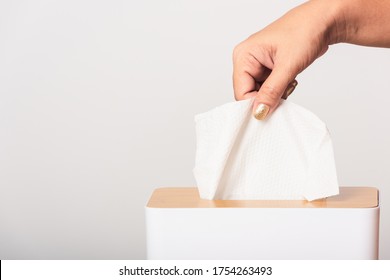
[233,0,390,120]
[233,0,337,120]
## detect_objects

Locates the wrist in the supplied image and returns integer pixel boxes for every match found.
[320,0,350,45]
[324,0,390,47]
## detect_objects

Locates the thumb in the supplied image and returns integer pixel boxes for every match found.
[253,67,294,120]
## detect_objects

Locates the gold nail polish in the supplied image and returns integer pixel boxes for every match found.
[253,103,270,120]
[291,80,298,87]
[285,84,296,97]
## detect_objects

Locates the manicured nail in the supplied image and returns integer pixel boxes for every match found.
[285,84,296,97]
[282,80,298,99]
[291,80,298,87]
[253,103,270,120]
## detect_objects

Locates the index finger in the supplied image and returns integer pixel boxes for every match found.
[233,56,271,100]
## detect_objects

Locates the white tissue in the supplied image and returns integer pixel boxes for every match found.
[193,98,339,201]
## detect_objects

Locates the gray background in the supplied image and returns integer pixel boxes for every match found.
[0,0,389,259]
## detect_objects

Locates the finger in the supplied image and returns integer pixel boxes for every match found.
[253,68,294,120]
[233,69,256,100]
[233,56,271,100]
[281,79,298,100]
[233,68,272,100]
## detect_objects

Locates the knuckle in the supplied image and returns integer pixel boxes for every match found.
[260,84,280,101]
[232,44,243,60]
[233,41,249,61]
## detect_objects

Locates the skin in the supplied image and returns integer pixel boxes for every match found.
[233,0,390,119]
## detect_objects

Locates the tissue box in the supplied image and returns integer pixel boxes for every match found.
[145,187,379,259]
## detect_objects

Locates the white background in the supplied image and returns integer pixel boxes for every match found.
[0,0,389,259]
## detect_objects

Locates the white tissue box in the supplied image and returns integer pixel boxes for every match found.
[146,187,379,259]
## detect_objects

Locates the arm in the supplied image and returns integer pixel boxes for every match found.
[341,0,390,47]
[233,0,390,120]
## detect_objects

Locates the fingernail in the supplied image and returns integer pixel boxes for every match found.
[253,103,270,120]
[291,80,298,87]
[283,80,298,99]
[285,84,296,97]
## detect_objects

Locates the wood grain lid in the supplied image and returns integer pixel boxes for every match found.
[147,187,379,209]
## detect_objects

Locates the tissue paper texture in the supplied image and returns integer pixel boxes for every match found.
[193,99,339,201]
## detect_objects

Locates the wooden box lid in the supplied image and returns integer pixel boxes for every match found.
[147,187,378,209]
